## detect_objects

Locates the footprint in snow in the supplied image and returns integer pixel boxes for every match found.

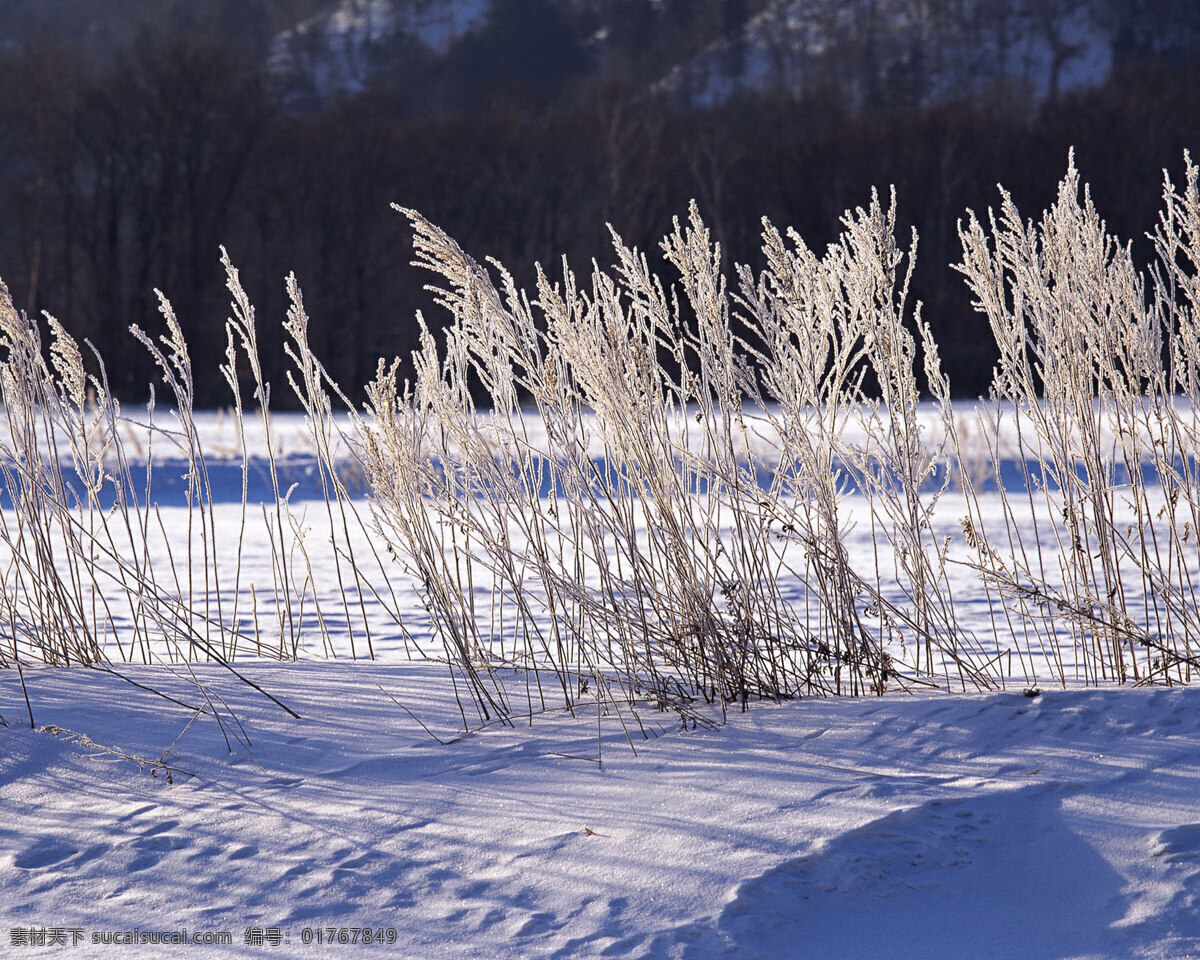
[1135,824,1200,952]
[13,839,79,870]
[1155,823,1200,864]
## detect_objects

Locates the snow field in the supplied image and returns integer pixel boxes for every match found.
[3,664,1200,958]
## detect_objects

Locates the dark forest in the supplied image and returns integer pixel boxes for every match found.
[2,0,1200,404]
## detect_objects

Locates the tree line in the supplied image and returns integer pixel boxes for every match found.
[2,3,1200,403]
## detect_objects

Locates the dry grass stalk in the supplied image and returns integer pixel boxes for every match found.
[2,152,1200,743]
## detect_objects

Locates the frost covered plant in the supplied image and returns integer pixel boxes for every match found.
[6,151,1200,743]
[361,193,988,728]
[361,204,809,727]
[0,269,381,733]
[366,156,1200,717]
[737,190,989,692]
[954,152,1200,686]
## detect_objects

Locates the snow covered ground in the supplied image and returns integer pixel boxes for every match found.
[3,409,1200,958]
[4,666,1200,958]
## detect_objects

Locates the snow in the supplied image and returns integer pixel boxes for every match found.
[671,0,1113,108]
[267,0,1119,109]
[4,667,1200,957]
[3,406,1200,957]
[269,0,488,99]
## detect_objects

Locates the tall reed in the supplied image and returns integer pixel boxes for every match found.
[954,152,1200,686]
[3,152,1200,742]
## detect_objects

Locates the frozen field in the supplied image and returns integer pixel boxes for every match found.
[3,662,1200,959]
[1,405,1199,958]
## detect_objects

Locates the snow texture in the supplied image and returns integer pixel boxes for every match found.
[3,667,1200,958]
[2,408,1200,957]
